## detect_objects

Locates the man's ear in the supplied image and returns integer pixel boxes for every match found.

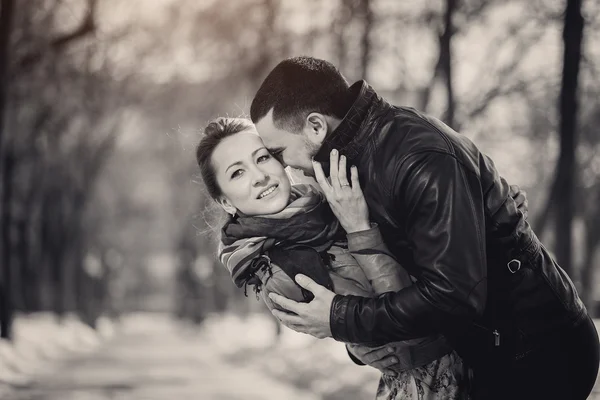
[304,113,328,146]
[217,197,236,216]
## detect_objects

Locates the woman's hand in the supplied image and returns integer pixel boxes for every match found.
[312,149,370,234]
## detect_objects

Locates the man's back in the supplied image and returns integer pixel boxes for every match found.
[321,81,586,357]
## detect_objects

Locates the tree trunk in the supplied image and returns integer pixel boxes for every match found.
[248,0,279,83]
[554,0,584,277]
[440,0,457,128]
[579,183,600,316]
[0,154,14,338]
[0,0,15,340]
[581,226,599,317]
[358,0,373,80]
[532,179,559,239]
[417,0,456,120]
[17,218,36,312]
[334,0,354,69]
[0,0,14,145]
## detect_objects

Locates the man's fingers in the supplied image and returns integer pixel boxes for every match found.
[382,369,398,377]
[349,344,393,361]
[329,150,341,190]
[272,309,304,326]
[519,204,528,220]
[294,274,322,295]
[312,160,332,194]
[513,191,528,220]
[376,355,399,369]
[338,155,350,187]
[363,346,395,364]
[516,196,528,211]
[269,292,303,314]
[369,355,400,373]
[513,190,525,204]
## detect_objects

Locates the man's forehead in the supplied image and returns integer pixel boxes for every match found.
[255,115,284,146]
[255,109,276,130]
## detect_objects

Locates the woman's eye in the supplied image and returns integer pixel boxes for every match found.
[257,154,271,163]
[231,169,243,179]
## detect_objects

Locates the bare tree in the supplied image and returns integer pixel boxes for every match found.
[247,0,281,84]
[554,0,584,275]
[15,0,97,72]
[0,0,16,340]
[358,0,373,80]
[535,0,585,276]
[414,0,477,128]
[0,0,144,334]
[581,183,600,313]
[333,0,355,68]
[440,0,458,128]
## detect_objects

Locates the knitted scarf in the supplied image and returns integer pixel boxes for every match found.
[219,184,341,288]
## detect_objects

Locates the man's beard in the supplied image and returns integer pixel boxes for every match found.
[303,136,320,159]
[300,138,321,177]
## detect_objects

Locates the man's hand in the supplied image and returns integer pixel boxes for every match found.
[509,184,529,220]
[347,344,400,377]
[269,274,336,339]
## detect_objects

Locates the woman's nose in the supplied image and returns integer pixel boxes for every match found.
[251,168,269,186]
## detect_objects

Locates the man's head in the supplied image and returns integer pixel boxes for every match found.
[250,56,355,175]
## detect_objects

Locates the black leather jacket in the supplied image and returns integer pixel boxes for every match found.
[315,81,587,364]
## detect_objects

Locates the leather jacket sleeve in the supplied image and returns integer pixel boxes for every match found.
[330,151,488,344]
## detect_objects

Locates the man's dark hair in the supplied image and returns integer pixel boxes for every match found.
[250,56,354,133]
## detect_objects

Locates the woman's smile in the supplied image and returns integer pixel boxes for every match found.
[257,184,279,199]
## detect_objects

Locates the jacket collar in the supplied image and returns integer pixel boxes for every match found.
[314,80,383,164]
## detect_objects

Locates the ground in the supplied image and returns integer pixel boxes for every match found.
[0,314,599,400]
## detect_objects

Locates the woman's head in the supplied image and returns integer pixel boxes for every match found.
[196,117,292,217]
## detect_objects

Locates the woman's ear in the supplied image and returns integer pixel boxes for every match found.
[217,197,236,216]
[304,113,328,146]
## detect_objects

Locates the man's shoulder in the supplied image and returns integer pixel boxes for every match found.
[367,107,487,190]
[373,107,454,162]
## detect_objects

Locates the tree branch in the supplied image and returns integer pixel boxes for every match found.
[16,0,97,71]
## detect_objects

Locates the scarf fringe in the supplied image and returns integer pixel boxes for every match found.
[242,254,273,300]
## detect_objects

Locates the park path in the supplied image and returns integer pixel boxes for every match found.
[4,315,600,400]
[5,314,319,400]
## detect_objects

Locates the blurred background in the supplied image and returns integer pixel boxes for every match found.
[0,0,599,399]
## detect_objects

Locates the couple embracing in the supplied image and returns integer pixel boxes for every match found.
[196,56,599,399]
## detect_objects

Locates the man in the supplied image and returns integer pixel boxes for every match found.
[250,56,599,399]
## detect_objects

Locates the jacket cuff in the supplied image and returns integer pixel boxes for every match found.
[345,345,366,366]
[330,294,350,342]
[346,223,384,251]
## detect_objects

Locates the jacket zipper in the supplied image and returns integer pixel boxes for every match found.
[473,322,501,347]
[493,329,500,347]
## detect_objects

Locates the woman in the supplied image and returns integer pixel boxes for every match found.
[196,117,468,399]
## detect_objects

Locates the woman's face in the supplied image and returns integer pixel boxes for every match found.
[212,128,292,216]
